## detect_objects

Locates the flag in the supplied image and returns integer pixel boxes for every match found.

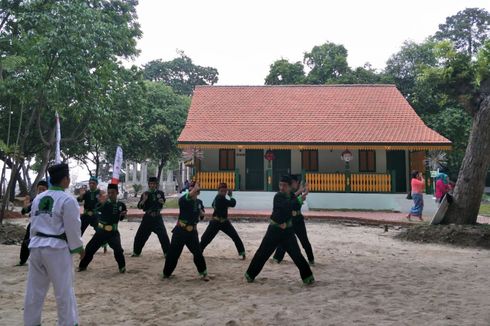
[111,146,123,184]
[55,111,61,164]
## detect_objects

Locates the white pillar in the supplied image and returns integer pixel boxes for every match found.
[141,162,148,190]
[132,162,137,184]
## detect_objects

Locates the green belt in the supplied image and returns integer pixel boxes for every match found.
[270,219,293,228]
[178,219,196,232]
[292,210,302,217]
[213,216,228,222]
[98,222,118,232]
[84,210,96,216]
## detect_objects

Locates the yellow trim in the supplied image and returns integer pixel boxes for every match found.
[178,143,452,151]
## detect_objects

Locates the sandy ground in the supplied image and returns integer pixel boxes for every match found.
[1,218,490,326]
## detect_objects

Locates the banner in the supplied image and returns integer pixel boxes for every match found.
[111,146,123,184]
[55,111,61,164]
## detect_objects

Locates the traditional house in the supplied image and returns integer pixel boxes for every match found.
[178,85,451,193]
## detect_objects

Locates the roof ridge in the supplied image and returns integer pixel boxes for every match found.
[195,84,397,88]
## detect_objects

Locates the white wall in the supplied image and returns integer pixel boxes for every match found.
[291,150,302,175]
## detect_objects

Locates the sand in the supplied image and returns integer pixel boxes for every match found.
[1,218,490,326]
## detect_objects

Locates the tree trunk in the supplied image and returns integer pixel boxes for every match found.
[443,93,490,224]
[157,158,165,183]
[30,130,55,197]
[0,162,20,223]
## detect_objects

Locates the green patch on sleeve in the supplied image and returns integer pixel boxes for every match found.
[70,246,84,254]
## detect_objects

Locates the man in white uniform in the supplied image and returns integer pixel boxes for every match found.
[24,163,85,326]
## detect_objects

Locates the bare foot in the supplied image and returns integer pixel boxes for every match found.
[201,275,210,282]
[405,214,411,221]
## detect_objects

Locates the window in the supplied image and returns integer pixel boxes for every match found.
[359,150,376,172]
[301,150,319,171]
[219,149,235,170]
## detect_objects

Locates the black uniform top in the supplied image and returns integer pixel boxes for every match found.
[78,189,101,212]
[178,193,200,225]
[137,190,165,212]
[270,191,303,224]
[212,195,236,218]
[97,200,127,225]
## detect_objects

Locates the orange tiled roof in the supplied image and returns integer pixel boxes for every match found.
[178,85,451,149]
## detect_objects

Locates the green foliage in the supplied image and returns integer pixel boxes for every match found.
[143,51,218,96]
[265,59,305,85]
[434,8,490,56]
[423,108,472,178]
[303,42,350,84]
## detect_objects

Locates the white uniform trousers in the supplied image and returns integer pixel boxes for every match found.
[24,247,79,326]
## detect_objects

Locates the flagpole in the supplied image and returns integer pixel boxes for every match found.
[55,111,61,164]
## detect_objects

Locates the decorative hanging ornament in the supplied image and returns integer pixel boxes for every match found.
[264,150,276,161]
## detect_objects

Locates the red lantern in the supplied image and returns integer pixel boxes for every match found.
[264,150,276,161]
[341,149,353,162]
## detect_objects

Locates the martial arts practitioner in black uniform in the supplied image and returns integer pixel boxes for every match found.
[245,175,314,284]
[163,182,209,281]
[200,182,245,259]
[132,177,170,257]
[77,176,101,235]
[79,183,127,273]
[273,174,314,265]
[17,180,48,266]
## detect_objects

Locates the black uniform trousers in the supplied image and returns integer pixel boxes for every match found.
[81,213,98,235]
[132,213,170,256]
[19,223,31,265]
[245,225,313,281]
[200,219,245,255]
[273,216,314,263]
[163,225,207,277]
[79,230,125,269]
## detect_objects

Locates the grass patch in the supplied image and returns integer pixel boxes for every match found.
[480,203,490,217]
[310,208,395,213]
[165,197,179,209]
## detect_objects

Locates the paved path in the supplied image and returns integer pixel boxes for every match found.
[126,208,490,226]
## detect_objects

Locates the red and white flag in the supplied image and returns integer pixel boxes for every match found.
[111,146,123,184]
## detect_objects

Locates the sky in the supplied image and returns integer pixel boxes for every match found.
[129,0,490,85]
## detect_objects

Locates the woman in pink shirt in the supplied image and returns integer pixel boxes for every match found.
[407,170,425,221]
[435,173,450,204]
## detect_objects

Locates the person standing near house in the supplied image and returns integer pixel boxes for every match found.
[17,180,49,266]
[435,172,450,204]
[77,176,101,235]
[79,183,127,273]
[272,174,314,265]
[245,175,314,284]
[163,181,209,281]
[407,170,425,221]
[200,182,246,259]
[24,163,84,326]
[132,176,170,257]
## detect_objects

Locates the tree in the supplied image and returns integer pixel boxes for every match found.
[0,0,142,222]
[303,42,350,84]
[143,51,218,96]
[435,8,490,57]
[385,40,438,104]
[420,40,490,224]
[264,59,305,85]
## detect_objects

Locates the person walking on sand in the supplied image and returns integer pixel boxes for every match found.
[407,170,425,221]
[435,172,450,205]
[245,175,314,285]
[24,163,84,326]
[200,182,246,259]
